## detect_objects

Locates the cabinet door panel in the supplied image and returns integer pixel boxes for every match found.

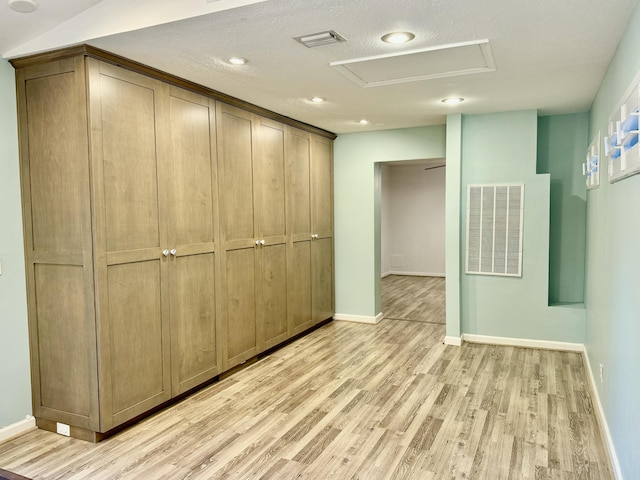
[261,243,288,348]
[312,238,334,323]
[256,119,286,238]
[225,248,257,364]
[171,253,217,394]
[311,137,333,236]
[26,72,85,254]
[287,129,311,237]
[218,105,254,243]
[100,73,161,253]
[107,260,169,419]
[35,265,92,418]
[169,92,216,247]
[289,241,313,334]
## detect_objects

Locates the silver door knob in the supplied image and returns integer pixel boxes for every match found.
[256,240,261,246]
[163,249,170,257]
[260,240,266,245]
[170,248,177,256]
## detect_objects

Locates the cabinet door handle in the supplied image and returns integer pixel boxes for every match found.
[170,248,177,256]
[260,239,266,245]
[255,240,261,246]
[163,249,170,257]
[311,234,319,239]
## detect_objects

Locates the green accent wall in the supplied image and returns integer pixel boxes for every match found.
[445,114,462,339]
[458,110,585,342]
[0,58,31,428]
[537,114,588,305]
[587,2,640,477]
[334,126,446,318]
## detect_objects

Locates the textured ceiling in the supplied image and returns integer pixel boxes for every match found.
[2,0,638,134]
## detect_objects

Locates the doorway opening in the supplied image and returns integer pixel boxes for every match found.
[377,158,446,324]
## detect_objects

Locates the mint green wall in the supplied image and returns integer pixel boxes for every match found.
[334,126,446,318]
[537,114,588,305]
[587,3,640,478]
[445,114,462,339]
[0,59,31,428]
[459,110,585,342]
[373,163,382,314]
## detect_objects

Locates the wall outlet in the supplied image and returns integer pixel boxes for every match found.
[599,363,604,384]
[56,422,70,437]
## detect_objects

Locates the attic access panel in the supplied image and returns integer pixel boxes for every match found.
[330,39,496,87]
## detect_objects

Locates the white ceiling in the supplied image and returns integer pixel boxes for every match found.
[2,0,638,134]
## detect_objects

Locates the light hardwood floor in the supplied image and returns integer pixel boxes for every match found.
[0,320,612,479]
[382,275,445,323]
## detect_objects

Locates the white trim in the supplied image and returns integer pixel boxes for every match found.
[382,271,445,278]
[462,334,584,352]
[444,335,463,346]
[334,312,383,324]
[583,351,623,480]
[0,415,36,444]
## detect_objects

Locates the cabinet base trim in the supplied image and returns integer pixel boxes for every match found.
[334,313,383,324]
[0,416,36,445]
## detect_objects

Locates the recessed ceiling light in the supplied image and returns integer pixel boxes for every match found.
[381,31,415,44]
[359,119,370,125]
[228,57,247,65]
[441,97,464,105]
[8,0,38,13]
[311,97,325,103]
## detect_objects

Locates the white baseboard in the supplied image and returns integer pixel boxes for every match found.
[383,271,445,278]
[0,415,36,444]
[462,334,584,352]
[583,351,623,480]
[444,335,463,346]
[334,313,383,324]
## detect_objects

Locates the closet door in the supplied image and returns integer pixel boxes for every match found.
[286,128,314,335]
[310,135,335,323]
[88,59,171,431]
[254,118,288,350]
[166,86,220,396]
[217,103,258,369]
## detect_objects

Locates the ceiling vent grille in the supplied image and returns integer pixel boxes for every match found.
[294,30,346,48]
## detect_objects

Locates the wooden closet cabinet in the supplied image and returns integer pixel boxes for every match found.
[286,129,334,336]
[12,45,333,441]
[15,54,221,439]
[217,104,289,370]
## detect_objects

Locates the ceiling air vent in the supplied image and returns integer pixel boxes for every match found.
[294,30,346,48]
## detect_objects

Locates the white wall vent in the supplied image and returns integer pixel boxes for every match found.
[466,184,524,277]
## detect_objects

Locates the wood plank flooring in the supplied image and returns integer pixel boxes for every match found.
[382,275,445,323]
[0,320,612,479]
